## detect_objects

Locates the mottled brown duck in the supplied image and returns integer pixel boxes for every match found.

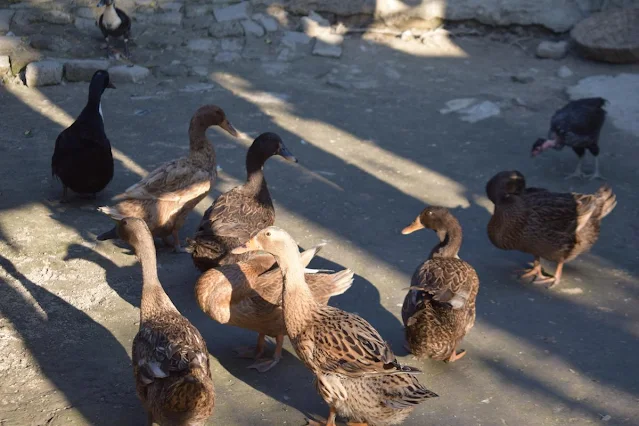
[188,132,296,271]
[400,206,479,363]
[117,217,215,426]
[97,105,237,252]
[486,170,617,288]
[232,227,437,426]
[195,243,353,372]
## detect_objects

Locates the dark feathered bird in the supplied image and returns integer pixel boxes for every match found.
[187,132,297,271]
[531,97,607,179]
[51,70,115,202]
[97,0,132,58]
[486,170,617,288]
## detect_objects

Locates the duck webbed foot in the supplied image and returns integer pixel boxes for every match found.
[234,333,266,359]
[532,262,563,289]
[247,334,284,373]
[446,348,466,363]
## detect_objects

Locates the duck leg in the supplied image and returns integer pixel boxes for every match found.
[565,154,585,179]
[347,423,368,426]
[446,348,467,363]
[518,257,545,282]
[104,36,111,58]
[234,333,266,359]
[123,31,131,58]
[533,262,563,288]
[248,334,284,373]
[589,156,605,180]
[305,407,337,426]
[60,186,70,203]
[146,412,155,426]
[171,229,188,253]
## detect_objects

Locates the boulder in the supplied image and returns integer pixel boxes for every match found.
[25,60,63,87]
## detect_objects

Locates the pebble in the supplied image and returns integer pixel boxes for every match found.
[0,55,10,74]
[0,10,15,33]
[252,13,278,32]
[108,65,150,84]
[241,19,265,38]
[64,59,110,82]
[213,2,249,22]
[208,21,244,38]
[557,65,573,78]
[25,60,63,87]
[511,71,535,84]
[536,40,568,59]
[312,34,343,58]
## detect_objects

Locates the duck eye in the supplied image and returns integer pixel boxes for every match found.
[266,232,271,237]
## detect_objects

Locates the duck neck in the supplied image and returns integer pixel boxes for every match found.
[135,236,177,321]
[429,219,462,259]
[244,152,269,196]
[277,246,317,338]
[85,85,103,114]
[188,122,216,168]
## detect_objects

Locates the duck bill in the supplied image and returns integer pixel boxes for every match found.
[278,144,298,163]
[231,237,262,254]
[96,0,106,6]
[107,81,116,89]
[401,218,424,235]
[220,120,238,137]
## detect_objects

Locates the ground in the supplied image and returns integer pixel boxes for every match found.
[1,31,639,426]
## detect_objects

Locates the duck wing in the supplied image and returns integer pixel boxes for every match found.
[550,98,606,148]
[52,124,112,178]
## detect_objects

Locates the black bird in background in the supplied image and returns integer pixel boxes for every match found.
[51,70,115,202]
[97,0,132,58]
[531,97,607,180]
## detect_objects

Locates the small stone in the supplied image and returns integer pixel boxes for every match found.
[312,34,343,58]
[158,64,188,77]
[281,31,311,49]
[185,4,210,18]
[511,71,535,84]
[252,13,278,32]
[25,60,63,87]
[186,38,216,52]
[0,55,10,74]
[400,30,413,41]
[214,51,241,63]
[241,19,264,37]
[108,64,150,83]
[159,2,182,12]
[557,65,573,78]
[75,17,101,36]
[213,2,249,22]
[42,10,73,25]
[153,12,182,26]
[0,35,22,54]
[189,65,209,77]
[9,49,41,74]
[209,21,244,38]
[536,40,569,60]
[74,7,96,19]
[30,34,71,52]
[221,37,243,52]
[0,10,15,33]
[64,59,110,82]
[300,15,330,37]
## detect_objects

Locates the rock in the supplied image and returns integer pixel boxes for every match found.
[74,7,96,19]
[11,10,41,29]
[0,35,23,54]
[308,11,330,26]
[75,17,101,37]
[300,16,329,37]
[184,16,214,30]
[209,21,244,38]
[30,34,72,52]
[0,10,15,33]
[42,10,73,25]
[189,65,209,77]
[157,63,188,77]
[9,49,41,74]
[536,41,569,59]
[214,51,241,63]
[287,0,374,16]
[159,2,183,12]
[221,37,244,52]
[281,31,311,49]
[108,64,150,83]
[511,70,535,84]
[64,59,110,82]
[25,60,63,87]
[185,4,210,18]
[0,55,10,74]
[312,34,343,58]
[440,98,477,114]
[241,19,265,37]
[400,30,413,41]
[153,12,182,26]
[557,65,573,78]
[186,38,216,52]
[213,2,249,22]
[252,13,278,32]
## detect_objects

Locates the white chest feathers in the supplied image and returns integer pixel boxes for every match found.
[103,6,122,30]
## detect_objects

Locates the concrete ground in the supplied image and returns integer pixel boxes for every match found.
[1,32,639,426]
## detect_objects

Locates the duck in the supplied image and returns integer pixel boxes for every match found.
[195,242,353,373]
[115,217,214,426]
[400,206,479,363]
[97,0,132,58]
[232,227,438,426]
[187,132,297,271]
[97,105,238,252]
[531,97,607,180]
[51,70,115,202]
[486,170,617,288]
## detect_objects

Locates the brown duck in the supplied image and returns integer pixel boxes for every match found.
[195,243,353,373]
[116,217,215,425]
[232,227,437,426]
[486,170,617,288]
[188,132,296,271]
[401,206,479,363]
[98,105,238,252]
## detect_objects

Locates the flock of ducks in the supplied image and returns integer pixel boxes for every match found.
[49,70,617,425]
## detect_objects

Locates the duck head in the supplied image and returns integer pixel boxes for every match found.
[248,132,297,166]
[90,69,116,93]
[96,0,114,7]
[190,105,238,137]
[531,135,559,157]
[485,170,526,204]
[231,226,296,258]
[401,206,453,235]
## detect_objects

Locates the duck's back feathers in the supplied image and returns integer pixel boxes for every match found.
[550,97,607,148]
